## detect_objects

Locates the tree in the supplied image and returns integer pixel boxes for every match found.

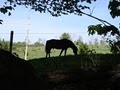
[0,0,96,24]
[1,0,119,26]
[34,38,44,46]
[14,41,26,47]
[1,0,119,17]
[59,32,71,40]
[0,0,119,21]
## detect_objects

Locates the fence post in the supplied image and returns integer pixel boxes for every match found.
[9,31,14,53]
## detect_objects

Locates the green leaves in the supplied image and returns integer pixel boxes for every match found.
[0,6,13,15]
[88,24,120,54]
[59,32,71,40]
[0,19,3,24]
[88,24,120,36]
[0,5,13,24]
[2,0,95,17]
[108,0,120,18]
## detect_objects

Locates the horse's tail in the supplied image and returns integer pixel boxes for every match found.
[45,40,51,58]
[45,40,50,54]
[45,41,48,53]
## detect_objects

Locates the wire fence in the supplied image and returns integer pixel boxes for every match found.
[0,31,111,59]
[0,31,102,45]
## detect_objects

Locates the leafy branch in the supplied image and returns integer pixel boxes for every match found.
[78,11,120,54]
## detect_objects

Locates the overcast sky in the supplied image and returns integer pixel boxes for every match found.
[0,0,119,44]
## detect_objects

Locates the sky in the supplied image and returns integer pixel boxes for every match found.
[0,0,120,44]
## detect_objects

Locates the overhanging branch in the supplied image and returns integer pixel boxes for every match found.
[80,11,112,26]
[77,10,120,36]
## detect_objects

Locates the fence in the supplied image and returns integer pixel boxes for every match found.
[0,31,110,59]
[0,31,103,44]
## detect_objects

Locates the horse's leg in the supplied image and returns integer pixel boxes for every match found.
[59,49,64,56]
[48,52,50,58]
[46,53,47,58]
[64,49,67,56]
[46,49,51,58]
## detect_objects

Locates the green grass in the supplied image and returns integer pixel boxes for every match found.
[13,45,111,60]
[89,45,111,54]
[13,46,75,59]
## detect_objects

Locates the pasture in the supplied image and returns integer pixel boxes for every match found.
[28,54,120,89]
[13,45,111,60]
[13,46,74,59]
[10,45,120,89]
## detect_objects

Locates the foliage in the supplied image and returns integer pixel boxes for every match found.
[88,24,120,54]
[0,5,13,15]
[33,38,44,46]
[78,42,96,54]
[34,42,44,46]
[0,39,9,51]
[2,0,118,18]
[59,32,71,40]
[0,0,119,24]
[0,0,96,24]
[109,40,120,54]
[13,41,26,47]
[86,0,120,54]
[88,24,120,36]
[4,0,94,16]
[78,42,89,54]
[0,3,14,24]
[108,0,120,18]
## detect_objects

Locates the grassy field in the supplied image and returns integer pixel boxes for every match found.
[13,45,111,60]
[28,54,120,89]
[29,54,120,74]
[13,46,74,59]
[11,45,120,89]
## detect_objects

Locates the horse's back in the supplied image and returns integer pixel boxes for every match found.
[46,39,62,49]
[46,39,73,49]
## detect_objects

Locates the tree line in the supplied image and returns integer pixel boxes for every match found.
[0,32,108,54]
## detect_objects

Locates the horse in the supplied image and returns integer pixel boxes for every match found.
[45,39,78,58]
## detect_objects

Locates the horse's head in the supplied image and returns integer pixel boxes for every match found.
[73,46,78,55]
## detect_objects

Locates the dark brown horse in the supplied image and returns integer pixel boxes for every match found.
[45,39,78,58]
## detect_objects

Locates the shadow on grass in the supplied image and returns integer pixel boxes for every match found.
[29,54,120,90]
[1,48,120,90]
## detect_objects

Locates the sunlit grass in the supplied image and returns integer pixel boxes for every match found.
[13,45,111,60]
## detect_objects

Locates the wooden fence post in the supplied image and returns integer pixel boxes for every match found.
[9,31,14,53]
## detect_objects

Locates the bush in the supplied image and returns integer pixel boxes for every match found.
[0,42,9,51]
[78,42,96,54]
[78,42,89,54]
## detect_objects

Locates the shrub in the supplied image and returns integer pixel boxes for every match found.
[78,42,89,54]
[78,42,96,54]
[1,42,9,51]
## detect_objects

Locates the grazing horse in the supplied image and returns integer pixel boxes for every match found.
[45,39,78,58]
